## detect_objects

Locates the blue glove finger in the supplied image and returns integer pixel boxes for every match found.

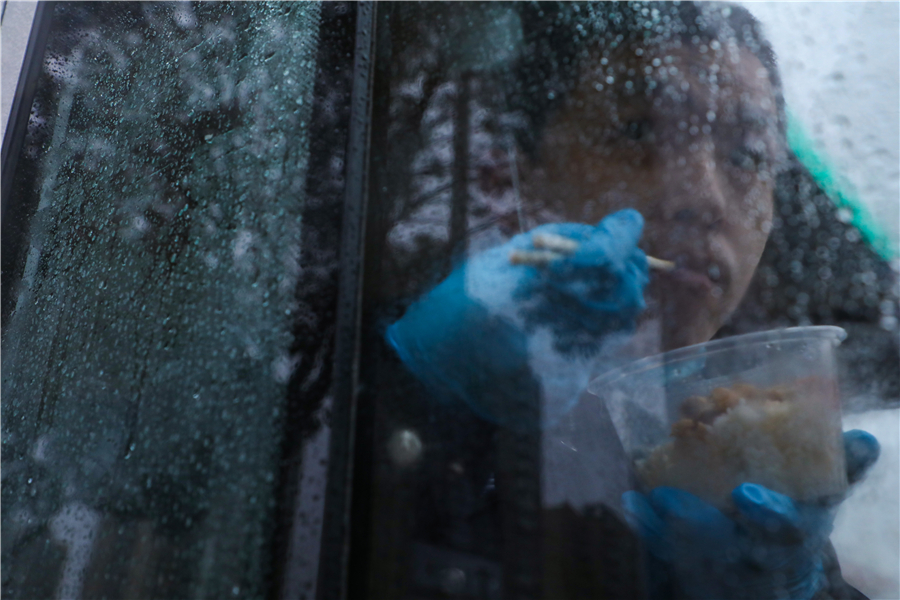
[598,207,646,236]
[844,429,880,484]
[571,208,646,269]
[528,221,595,243]
[595,208,645,249]
[731,484,830,597]
[622,490,671,559]
[646,487,737,553]
[732,483,802,537]
[530,207,644,245]
[532,210,645,278]
[624,488,734,563]
[625,486,827,599]
[533,208,644,246]
[732,431,880,536]
[727,432,883,546]
[733,482,839,557]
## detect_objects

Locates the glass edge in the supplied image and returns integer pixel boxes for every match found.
[587,326,848,395]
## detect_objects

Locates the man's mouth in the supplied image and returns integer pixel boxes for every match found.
[660,266,715,291]
[652,257,725,294]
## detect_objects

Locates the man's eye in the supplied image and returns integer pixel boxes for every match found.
[622,119,652,141]
[729,144,768,171]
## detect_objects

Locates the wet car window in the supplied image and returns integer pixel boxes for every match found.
[1,3,346,598]
[354,3,898,599]
[2,3,897,600]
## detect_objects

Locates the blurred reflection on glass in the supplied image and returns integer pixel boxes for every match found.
[375,2,896,599]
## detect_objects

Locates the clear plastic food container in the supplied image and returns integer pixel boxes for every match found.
[587,326,849,510]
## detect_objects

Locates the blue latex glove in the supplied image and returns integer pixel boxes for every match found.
[623,429,880,600]
[510,212,649,357]
[386,209,649,428]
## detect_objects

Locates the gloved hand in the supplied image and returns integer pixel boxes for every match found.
[386,209,649,428]
[623,429,881,600]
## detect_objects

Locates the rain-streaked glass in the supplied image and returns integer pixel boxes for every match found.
[2,2,896,599]
[356,3,897,599]
[2,3,323,598]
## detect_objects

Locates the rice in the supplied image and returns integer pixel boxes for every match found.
[636,378,848,510]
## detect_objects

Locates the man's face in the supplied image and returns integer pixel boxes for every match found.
[519,40,786,350]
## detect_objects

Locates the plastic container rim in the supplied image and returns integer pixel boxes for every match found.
[587,325,847,394]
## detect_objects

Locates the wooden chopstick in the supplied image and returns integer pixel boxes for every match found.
[646,256,676,271]
[509,232,676,271]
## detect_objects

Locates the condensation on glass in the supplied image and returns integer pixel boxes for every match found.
[355,3,898,599]
[2,3,322,598]
[2,2,897,600]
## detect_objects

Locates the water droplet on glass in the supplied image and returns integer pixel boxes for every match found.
[836,208,853,223]
[440,568,467,596]
[388,429,423,467]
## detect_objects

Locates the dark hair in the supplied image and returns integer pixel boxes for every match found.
[509,1,786,158]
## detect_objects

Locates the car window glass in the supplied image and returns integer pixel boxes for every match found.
[1,3,326,598]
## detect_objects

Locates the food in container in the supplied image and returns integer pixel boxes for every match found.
[588,327,848,510]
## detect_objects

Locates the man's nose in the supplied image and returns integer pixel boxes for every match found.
[661,149,727,230]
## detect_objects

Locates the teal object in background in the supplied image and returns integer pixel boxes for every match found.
[787,111,898,261]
